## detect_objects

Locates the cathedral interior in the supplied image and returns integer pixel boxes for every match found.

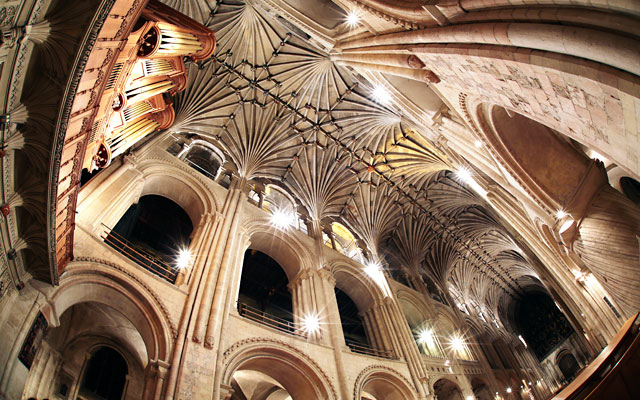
[0,0,639,399]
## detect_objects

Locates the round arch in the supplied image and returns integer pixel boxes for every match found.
[137,158,219,227]
[471,377,493,400]
[396,288,432,330]
[354,366,416,400]
[329,259,385,313]
[240,221,313,282]
[556,349,580,381]
[221,338,336,400]
[45,261,173,362]
[432,377,464,400]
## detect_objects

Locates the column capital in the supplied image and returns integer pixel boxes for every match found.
[316,267,336,287]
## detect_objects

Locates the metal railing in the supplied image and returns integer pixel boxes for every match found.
[345,339,395,359]
[237,302,301,337]
[101,224,178,284]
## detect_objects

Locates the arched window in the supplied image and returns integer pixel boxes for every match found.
[107,195,193,283]
[79,347,128,400]
[182,142,223,180]
[262,185,305,231]
[331,222,364,262]
[237,249,294,334]
[262,185,295,215]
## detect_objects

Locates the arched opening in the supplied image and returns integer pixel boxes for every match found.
[22,300,149,400]
[183,142,223,180]
[433,378,463,400]
[230,370,291,400]
[263,185,296,215]
[335,286,369,349]
[359,371,415,400]
[332,264,394,358]
[471,377,492,400]
[557,352,580,382]
[331,222,363,262]
[620,176,640,206]
[237,249,294,333]
[223,344,334,400]
[107,194,193,283]
[79,347,129,400]
[398,295,444,357]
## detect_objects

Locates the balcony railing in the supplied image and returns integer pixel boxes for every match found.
[237,302,302,337]
[101,224,178,284]
[345,339,395,359]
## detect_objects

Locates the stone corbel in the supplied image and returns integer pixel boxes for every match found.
[556,160,608,248]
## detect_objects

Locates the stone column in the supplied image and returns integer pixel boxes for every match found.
[315,267,351,399]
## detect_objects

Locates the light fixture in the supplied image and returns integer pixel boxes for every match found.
[444,359,450,366]
[589,150,607,163]
[372,85,391,105]
[364,260,392,297]
[419,329,433,344]
[456,167,472,183]
[558,218,575,234]
[451,335,464,351]
[556,209,567,219]
[346,10,360,27]
[270,208,296,229]
[302,313,320,334]
[518,334,527,348]
[455,166,488,197]
[466,396,475,400]
[506,387,512,393]
[176,248,191,269]
[474,140,483,148]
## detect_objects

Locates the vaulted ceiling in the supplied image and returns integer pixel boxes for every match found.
[161,0,540,327]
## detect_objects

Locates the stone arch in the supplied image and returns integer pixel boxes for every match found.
[137,158,218,227]
[471,377,493,400]
[556,349,580,381]
[471,101,601,216]
[70,339,145,400]
[329,259,385,312]
[221,338,336,400]
[432,377,464,400]
[396,287,431,329]
[240,221,314,281]
[44,260,173,362]
[353,365,416,400]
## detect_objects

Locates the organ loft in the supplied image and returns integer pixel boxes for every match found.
[0,0,638,399]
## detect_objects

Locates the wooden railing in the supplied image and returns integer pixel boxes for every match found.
[345,339,395,359]
[552,312,639,400]
[101,224,178,283]
[237,302,302,337]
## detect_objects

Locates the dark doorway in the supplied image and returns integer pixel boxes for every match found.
[558,352,580,382]
[79,347,128,400]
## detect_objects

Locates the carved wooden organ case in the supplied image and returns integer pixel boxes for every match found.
[84,0,216,171]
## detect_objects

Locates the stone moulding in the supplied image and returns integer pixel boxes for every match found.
[71,256,177,339]
[352,364,415,400]
[222,336,337,400]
